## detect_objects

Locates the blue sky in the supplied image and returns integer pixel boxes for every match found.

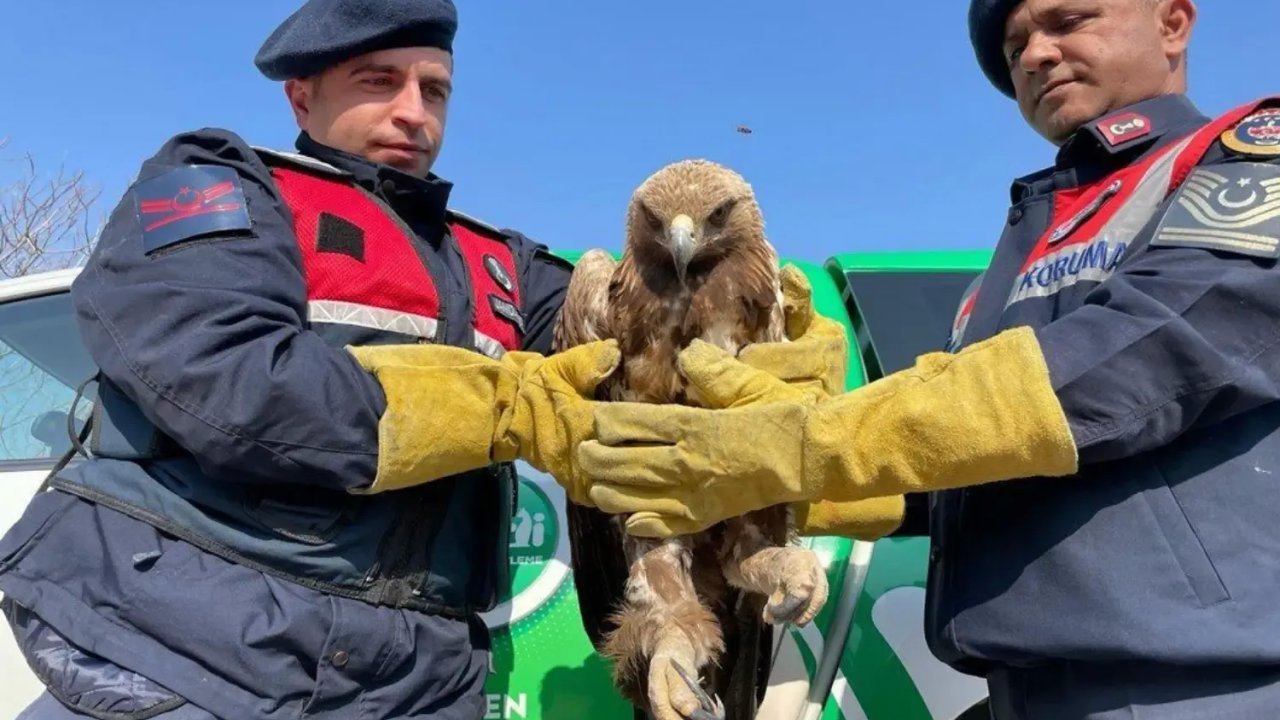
[2,1,1276,264]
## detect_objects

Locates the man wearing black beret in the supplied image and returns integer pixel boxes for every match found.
[0,1,616,718]
[0,1,853,718]
[576,1,1280,718]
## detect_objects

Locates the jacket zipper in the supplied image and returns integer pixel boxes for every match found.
[355,187,453,593]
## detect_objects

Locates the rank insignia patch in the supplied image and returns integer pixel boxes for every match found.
[134,165,251,254]
[490,294,525,332]
[1151,163,1280,258]
[1096,111,1152,147]
[1221,108,1280,157]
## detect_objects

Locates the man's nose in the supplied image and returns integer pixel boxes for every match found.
[1018,31,1062,76]
[390,83,430,129]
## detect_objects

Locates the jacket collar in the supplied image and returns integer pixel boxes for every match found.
[294,132,453,239]
[1011,93,1208,203]
[1055,93,1206,168]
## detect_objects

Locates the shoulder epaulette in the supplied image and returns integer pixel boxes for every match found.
[447,208,505,237]
[251,146,351,178]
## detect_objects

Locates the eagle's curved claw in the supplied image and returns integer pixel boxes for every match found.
[648,641,722,720]
[761,549,830,627]
[768,593,808,623]
[672,663,725,720]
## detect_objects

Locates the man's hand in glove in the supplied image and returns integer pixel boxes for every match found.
[735,265,905,539]
[347,340,620,506]
[581,326,1078,538]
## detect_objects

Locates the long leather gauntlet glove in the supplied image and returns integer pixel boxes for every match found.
[347,340,619,505]
[581,327,1077,538]
[736,265,905,539]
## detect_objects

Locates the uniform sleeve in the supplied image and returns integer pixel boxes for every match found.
[71,128,384,491]
[504,229,572,354]
[1037,157,1280,465]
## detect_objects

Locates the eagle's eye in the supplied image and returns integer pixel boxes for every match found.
[639,203,663,232]
[707,199,736,228]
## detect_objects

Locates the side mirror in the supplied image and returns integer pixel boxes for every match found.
[29,410,71,456]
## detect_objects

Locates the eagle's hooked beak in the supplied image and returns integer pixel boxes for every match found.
[667,214,696,285]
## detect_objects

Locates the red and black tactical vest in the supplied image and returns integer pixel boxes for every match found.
[262,148,525,358]
[56,147,527,616]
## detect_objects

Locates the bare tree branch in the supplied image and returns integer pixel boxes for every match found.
[0,136,102,280]
[0,137,103,460]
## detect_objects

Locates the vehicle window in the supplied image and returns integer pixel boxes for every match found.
[0,292,96,466]
[845,271,980,379]
[845,270,981,537]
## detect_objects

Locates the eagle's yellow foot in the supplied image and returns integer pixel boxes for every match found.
[649,632,723,720]
[760,548,829,627]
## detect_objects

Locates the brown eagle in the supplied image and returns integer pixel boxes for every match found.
[552,159,829,720]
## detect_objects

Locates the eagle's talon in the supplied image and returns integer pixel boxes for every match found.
[759,551,830,627]
[649,647,716,720]
[691,694,725,720]
[767,592,807,624]
[672,662,725,720]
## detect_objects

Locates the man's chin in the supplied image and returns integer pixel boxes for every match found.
[369,148,432,176]
[1036,105,1095,144]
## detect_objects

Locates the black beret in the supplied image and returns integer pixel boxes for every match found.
[969,0,1021,99]
[255,0,457,81]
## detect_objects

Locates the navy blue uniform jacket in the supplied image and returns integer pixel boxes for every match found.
[0,129,571,720]
[928,94,1280,676]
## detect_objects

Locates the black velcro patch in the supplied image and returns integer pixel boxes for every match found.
[316,213,365,262]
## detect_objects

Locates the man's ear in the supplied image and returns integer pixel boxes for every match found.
[284,77,314,130]
[1159,0,1196,59]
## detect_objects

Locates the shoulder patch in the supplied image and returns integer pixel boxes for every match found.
[133,165,252,254]
[1220,108,1280,158]
[251,146,350,177]
[1151,162,1280,258]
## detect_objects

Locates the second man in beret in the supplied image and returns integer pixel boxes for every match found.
[584,2,1280,718]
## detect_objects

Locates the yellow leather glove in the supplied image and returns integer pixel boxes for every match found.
[792,497,905,541]
[737,265,850,397]
[736,265,905,539]
[581,326,1077,538]
[347,340,619,504]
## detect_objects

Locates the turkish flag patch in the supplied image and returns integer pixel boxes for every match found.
[133,165,252,254]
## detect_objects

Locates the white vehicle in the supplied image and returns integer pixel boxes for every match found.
[0,259,989,720]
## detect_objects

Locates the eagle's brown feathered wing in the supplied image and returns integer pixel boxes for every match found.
[551,249,635,657]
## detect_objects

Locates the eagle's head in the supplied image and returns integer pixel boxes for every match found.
[626,159,766,285]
